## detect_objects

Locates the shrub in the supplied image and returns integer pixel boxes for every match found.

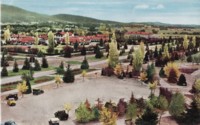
[159,87,173,103]
[1,53,9,67]
[24,79,32,94]
[1,66,8,76]
[63,64,75,83]
[119,48,125,56]
[126,103,137,121]
[193,79,200,93]
[177,74,187,86]
[80,57,89,70]
[22,57,30,70]
[187,55,193,62]
[13,59,19,72]
[41,56,48,68]
[29,55,35,62]
[168,69,178,83]
[146,63,156,82]
[101,66,114,76]
[164,62,180,82]
[117,98,127,116]
[6,54,13,61]
[100,107,117,125]
[47,47,54,54]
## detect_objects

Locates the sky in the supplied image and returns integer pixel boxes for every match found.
[1,0,200,25]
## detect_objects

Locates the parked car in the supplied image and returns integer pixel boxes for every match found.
[49,118,59,125]
[6,94,18,101]
[7,98,16,106]
[54,110,69,121]
[2,120,17,125]
[33,89,44,95]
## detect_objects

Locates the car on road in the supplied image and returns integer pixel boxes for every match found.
[54,110,69,121]
[33,89,44,95]
[6,94,18,101]
[7,98,16,106]
[1,120,17,125]
[49,118,59,125]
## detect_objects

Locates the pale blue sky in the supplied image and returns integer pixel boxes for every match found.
[1,0,200,24]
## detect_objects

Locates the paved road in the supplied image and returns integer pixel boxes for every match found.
[1,55,127,85]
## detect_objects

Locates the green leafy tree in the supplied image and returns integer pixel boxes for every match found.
[34,59,41,71]
[81,56,89,70]
[169,92,185,118]
[63,64,75,83]
[183,35,189,50]
[41,56,48,68]
[65,32,70,45]
[4,26,10,43]
[13,59,19,72]
[48,31,54,53]
[22,57,30,70]
[132,49,143,73]
[108,32,119,68]
[35,32,39,45]
[192,36,196,48]
[1,65,8,76]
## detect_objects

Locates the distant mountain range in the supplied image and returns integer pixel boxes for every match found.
[1,4,200,27]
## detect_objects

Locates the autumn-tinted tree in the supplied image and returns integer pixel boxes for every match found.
[168,69,178,83]
[100,107,117,125]
[13,59,19,72]
[177,74,187,86]
[63,45,72,58]
[17,81,28,98]
[22,57,30,70]
[80,56,89,70]
[41,56,48,68]
[169,92,185,118]
[183,35,189,50]
[63,64,74,83]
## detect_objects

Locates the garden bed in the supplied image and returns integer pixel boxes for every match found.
[1,76,54,92]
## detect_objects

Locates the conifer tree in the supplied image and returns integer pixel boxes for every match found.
[35,32,39,45]
[74,41,79,52]
[63,45,72,58]
[41,56,48,68]
[1,53,9,67]
[108,32,119,68]
[63,64,75,83]
[65,32,70,45]
[132,49,143,73]
[169,92,185,118]
[81,45,87,56]
[34,59,41,71]
[13,59,19,72]
[47,31,54,54]
[24,79,32,94]
[95,45,103,58]
[1,65,8,76]
[154,46,158,58]
[183,35,189,50]
[177,74,187,86]
[81,56,89,70]
[22,57,30,70]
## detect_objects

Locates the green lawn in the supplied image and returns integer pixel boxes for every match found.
[2,66,56,78]
[66,60,82,65]
[87,56,107,61]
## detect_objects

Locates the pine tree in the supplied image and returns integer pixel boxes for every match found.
[1,65,8,76]
[1,53,9,67]
[24,79,32,94]
[108,32,119,68]
[146,63,155,82]
[41,56,48,68]
[63,64,75,83]
[59,61,64,69]
[22,57,30,70]
[154,46,158,58]
[169,92,185,118]
[95,45,103,58]
[185,98,200,124]
[177,74,187,86]
[74,41,79,52]
[13,59,19,72]
[81,56,89,70]
[34,59,41,71]
[135,107,158,125]
[159,67,166,78]
[81,45,87,56]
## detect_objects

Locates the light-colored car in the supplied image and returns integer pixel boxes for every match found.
[49,118,59,125]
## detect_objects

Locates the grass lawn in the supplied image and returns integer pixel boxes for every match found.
[87,56,107,61]
[66,60,82,65]
[1,76,54,92]
[2,66,56,78]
